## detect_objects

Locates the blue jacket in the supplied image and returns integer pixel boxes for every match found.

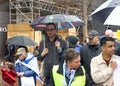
[15,53,39,86]
[75,45,82,52]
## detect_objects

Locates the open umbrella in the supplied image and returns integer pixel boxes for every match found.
[104,6,120,26]
[90,0,120,26]
[30,14,84,30]
[7,36,37,46]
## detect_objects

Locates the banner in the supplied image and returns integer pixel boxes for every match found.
[117,30,120,40]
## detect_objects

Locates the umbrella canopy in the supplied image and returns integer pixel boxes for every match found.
[90,0,120,26]
[104,6,120,26]
[7,36,37,46]
[30,14,84,30]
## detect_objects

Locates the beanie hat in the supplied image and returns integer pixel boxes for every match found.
[66,36,79,48]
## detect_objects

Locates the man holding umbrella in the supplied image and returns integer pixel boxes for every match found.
[37,23,68,86]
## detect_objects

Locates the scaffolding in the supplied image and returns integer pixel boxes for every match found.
[9,0,83,24]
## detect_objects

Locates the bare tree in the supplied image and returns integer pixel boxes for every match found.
[82,0,88,38]
[88,0,94,14]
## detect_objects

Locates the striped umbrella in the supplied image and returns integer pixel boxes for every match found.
[30,14,84,30]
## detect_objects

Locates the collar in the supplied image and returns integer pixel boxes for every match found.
[87,43,101,50]
[57,60,84,76]
[97,53,113,65]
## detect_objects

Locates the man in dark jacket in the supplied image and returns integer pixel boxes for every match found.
[80,30,102,85]
[115,47,120,56]
[37,23,68,86]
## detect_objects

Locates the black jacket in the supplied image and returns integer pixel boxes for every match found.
[80,43,102,85]
[115,46,120,56]
[38,35,68,85]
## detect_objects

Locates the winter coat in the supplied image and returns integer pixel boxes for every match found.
[91,53,120,86]
[80,43,102,85]
[80,43,102,77]
[15,53,39,86]
[37,35,68,85]
[115,46,120,56]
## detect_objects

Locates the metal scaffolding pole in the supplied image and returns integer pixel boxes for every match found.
[9,0,83,24]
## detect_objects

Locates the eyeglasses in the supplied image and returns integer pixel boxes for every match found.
[46,28,55,32]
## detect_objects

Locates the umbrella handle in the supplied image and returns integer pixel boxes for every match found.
[44,39,45,48]
[42,35,45,48]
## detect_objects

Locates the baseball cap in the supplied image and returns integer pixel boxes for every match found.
[15,48,26,55]
[88,30,99,38]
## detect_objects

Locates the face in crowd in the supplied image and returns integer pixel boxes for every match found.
[103,41,115,56]
[65,48,81,69]
[18,51,27,60]
[101,38,115,56]
[88,30,99,45]
[46,23,58,38]
[89,36,99,45]
[68,56,81,69]
[16,48,27,60]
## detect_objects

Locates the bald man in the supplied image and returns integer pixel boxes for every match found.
[105,29,114,37]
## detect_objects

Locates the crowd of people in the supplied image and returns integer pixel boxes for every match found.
[1,22,120,86]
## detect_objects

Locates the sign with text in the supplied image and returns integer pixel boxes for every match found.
[0,27,7,32]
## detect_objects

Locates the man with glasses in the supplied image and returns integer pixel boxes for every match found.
[37,23,68,86]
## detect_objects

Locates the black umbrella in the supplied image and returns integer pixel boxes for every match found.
[7,36,37,46]
[90,0,120,26]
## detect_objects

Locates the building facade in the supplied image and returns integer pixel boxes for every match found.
[0,1,9,58]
